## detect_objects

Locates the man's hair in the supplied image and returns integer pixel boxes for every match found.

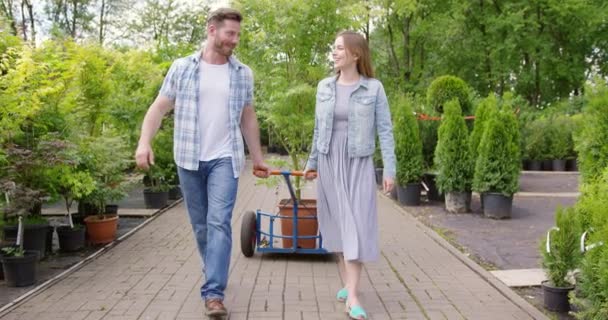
[207,8,243,27]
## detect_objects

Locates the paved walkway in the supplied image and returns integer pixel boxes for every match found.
[0,163,547,320]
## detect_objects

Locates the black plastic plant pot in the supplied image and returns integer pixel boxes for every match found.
[423,173,443,202]
[483,193,513,219]
[0,250,38,287]
[143,189,169,209]
[542,159,553,171]
[168,186,182,200]
[375,168,383,186]
[57,226,86,252]
[529,160,542,171]
[397,183,421,206]
[567,159,578,172]
[45,225,54,256]
[3,223,49,260]
[105,204,119,214]
[390,186,398,200]
[552,159,567,171]
[542,280,574,313]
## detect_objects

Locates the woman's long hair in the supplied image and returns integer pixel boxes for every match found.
[336,31,374,78]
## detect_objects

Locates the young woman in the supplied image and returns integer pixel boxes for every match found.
[305,31,396,320]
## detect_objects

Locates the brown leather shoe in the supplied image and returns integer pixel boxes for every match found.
[205,299,227,317]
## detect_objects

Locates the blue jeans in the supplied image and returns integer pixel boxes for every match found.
[178,157,238,301]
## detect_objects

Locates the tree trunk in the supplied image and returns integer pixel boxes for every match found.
[1,0,18,35]
[401,14,412,81]
[534,4,543,106]
[99,0,105,45]
[386,8,401,77]
[24,0,34,45]
[71,0,77,38]
[19,0,26,40]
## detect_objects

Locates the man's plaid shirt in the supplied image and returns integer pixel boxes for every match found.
[159,50,253,178]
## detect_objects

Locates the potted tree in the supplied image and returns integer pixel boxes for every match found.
[540,206,581,313]
[143,126,173,208]
[80,135,130,245]
[393,95,424,206]
[0,182,39,287]
[473,105,521,219]
[549,115,573,171]
[53,167,95,252]
[434,100,474,213]
[260,84,317,249]
[0,142,66,259]
[142,165,172,209]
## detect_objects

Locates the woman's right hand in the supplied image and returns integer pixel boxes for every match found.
[303,169,318,181]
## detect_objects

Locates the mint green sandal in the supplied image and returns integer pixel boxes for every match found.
[336,288,348,302]
[348,305,368,320]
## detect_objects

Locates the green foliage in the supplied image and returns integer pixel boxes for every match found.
[261,84,316,199]
[548,115,575,160]
[574,80,608,183]
[522,118,551,161]
[427,75,473,115]
[472,103,521,195]
[469,94,498,163]
[540,206,581,288]
[146,121,175,192]
[569,169,608,318]
[393,94,424,185]
[1,246,25,257]
[434,99,473,193]
[78,133,132,215]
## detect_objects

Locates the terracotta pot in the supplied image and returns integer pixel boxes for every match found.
[279,199,318,249]
[84,215,119,245]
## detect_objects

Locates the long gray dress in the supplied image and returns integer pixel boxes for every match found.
[317,83,379,262]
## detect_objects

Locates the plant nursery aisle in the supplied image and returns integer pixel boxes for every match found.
[0,162,547,320]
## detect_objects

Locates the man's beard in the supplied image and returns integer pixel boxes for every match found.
[214,38,234,57]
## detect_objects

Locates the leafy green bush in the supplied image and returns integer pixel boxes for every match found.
[427,75,473,115]
[146,121,176,192]
[472,102,521,195]
[570,169,608,318]
[548,115,575,160]
[469,94,498,164]
[574,80,608,183]
[522,118,551,161]
[393,95,424,185]
[540,206,581,288]
[262,83,315,199]
[434,99,473,193]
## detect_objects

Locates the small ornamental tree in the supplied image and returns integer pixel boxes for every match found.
[427,75,473,115]
[469,94,498,164]
[574,80,608,183]
[434,99,473,194]
[472,107,521,196]
[393,95,424,185]
[540,206,581,288]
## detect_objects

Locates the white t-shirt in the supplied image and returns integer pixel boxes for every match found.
[198,60,232,161]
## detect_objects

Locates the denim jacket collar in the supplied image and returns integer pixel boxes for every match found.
[325,74,370,92]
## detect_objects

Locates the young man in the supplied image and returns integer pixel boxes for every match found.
[135,8,269,317]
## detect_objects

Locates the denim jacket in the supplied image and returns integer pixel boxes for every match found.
[306,75,396,179]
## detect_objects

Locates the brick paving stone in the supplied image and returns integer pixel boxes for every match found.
[0,161,548,320]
